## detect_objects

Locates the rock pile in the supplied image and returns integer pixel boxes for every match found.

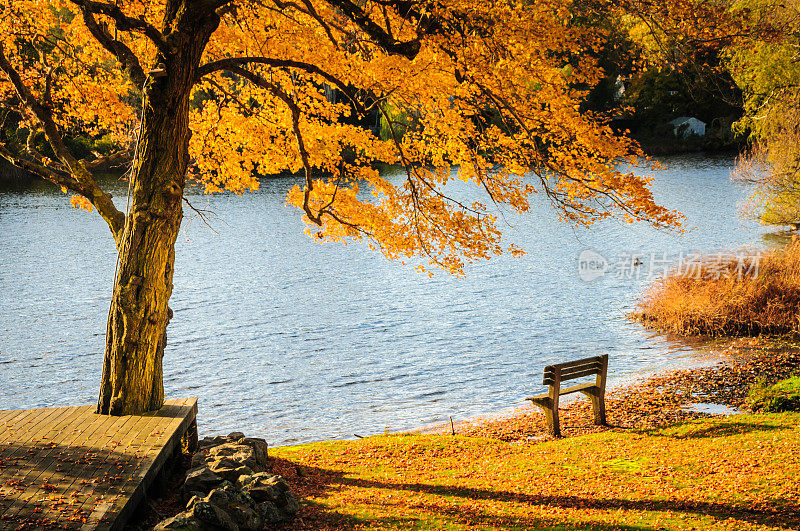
[155,432,298,530]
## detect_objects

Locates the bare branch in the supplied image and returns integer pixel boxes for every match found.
[183,197,219,234]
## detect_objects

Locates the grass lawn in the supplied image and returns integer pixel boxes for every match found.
[272,413,800,530]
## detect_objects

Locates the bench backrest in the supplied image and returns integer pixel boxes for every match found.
[543,354,608,386]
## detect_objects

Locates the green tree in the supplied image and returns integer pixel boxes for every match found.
[727,0,800,229]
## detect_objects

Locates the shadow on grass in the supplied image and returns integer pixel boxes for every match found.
[290,498,662,531]
[269,457,799,530]
[648,419,788,439]
[340,477,799,529]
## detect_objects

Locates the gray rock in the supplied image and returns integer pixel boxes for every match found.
[153,513,204,531]
[168,432,295,529]
[185,490,206,504]
[238,474,287,504]
[181,466,223,500]
[208,457,254,482]
[182,482,262,531]
[191,500,238,531]
[215,482,262,531]
[190,450,209,468]
[258,501,284,525]
[206,485,232,507]
[198,435,230,449]
[239,473,298,523]
[237,474,279,503]
[207,443,260,471]
[186,494,201,511]
[194,435,267,469]
[238,438,268,467]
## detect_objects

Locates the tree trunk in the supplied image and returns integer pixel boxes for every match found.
[97,4,219,415]
[96,94,187,416]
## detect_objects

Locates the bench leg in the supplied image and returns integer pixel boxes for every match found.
[545,406,561,437]
[591,394,607,426]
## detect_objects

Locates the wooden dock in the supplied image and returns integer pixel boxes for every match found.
[0,398,197,530]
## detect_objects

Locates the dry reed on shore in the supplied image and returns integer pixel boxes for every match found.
[633,240,800,336]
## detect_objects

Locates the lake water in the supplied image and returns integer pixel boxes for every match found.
[0,154,770,445]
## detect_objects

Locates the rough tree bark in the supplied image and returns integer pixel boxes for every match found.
[97,2,220,415]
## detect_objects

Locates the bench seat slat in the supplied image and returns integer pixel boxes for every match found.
[528,383,599,404]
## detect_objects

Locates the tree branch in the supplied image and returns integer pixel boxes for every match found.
[68,0,170,57]
[269,0,341,48]
[298,0,341,48]
[0,44,126,242]
[323,0,423,58]
[0,142,81,191]
[85,149,133,170]
[197,56,367,115]
[79,8,147,87]
[226,65,322,225]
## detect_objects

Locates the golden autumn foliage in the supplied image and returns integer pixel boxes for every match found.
[728,1,800,229]
[274,415,800,530]
[0,0,683,275]
[622,0,800,229]
[69,193,93,211]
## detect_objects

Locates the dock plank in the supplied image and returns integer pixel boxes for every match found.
[0,399,197,530]
[76,410,174,530]
[82,398,198,531]
[7,409,130,527]
[0,406,98,523]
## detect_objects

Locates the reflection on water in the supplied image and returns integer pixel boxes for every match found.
[762,230,797,248]
[0,153,768,444]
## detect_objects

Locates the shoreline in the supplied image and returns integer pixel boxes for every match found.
[137,335,799,529]
[414,341,730,431]
[416,336,798,442]
[261,339,738,447]
[219,337,777,448]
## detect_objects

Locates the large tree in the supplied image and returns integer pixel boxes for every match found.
[0,0,680,415]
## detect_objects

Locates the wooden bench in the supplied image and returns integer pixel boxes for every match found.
[526,354,608,437]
